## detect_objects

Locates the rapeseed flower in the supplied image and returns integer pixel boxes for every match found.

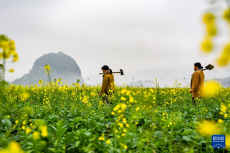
[12,52,19,62]
[9,69,14,73]
[217,56,230,66]
[226,134,230,149]
[220,104,227,112]
[223,9,230,22]
[129,95,134,102]
[21,92,29,100]
[222,43,230,56]
[203,13,215,24]
[197,120,219,137]
[113,104,120,111]
[40,125,48,137]
[33,131,40,140]
[216,43,230,66]
[22,120,26,125]
[44,64,51,73]
[106,139,110,144]
[99,136,105,141]
[5,142,24,153]
[205,80,221,96]
[218,119,223,123]
[206,25,217,37]
[118,122,123,128]
[120,104,127,110]
[201,37,213,52]
[122,118,127,124]
[26,127,32,134]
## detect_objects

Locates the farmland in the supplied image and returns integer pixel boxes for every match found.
[0,80,230,152]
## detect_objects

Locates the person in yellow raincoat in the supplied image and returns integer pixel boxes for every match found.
[99,65,115,104]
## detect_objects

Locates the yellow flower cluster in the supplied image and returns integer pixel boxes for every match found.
[39,125,48,137]
[223,9,230,23]
[226,134,230,149]
[222,6,230,64]
[121,96,126,101]
[90,91,97,97]
[0,35,18,62]
[201,13,216,52]
[9,68,14,73]
[200,9,230,66]
[217,42,230,66]
[33,131,40,140]
[20,92,30,101]
[197,120,219,137]
[98,133,105,141]
[220,104,227,113]
[42,93,50,105]
[0,35,18,80]
[106,139,110,144]
[218,119,223,123]
[44,64,51,74]
[38,79,44,85]
[204,80,222,96]
[82,96,89,104]
[112,103,130,139]
[26,127,32,134]
[113,103,127,113]
[129,95,134,102]
[0,142,24,153]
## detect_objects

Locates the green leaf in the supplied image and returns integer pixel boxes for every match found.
[183,146,190,152]
[76,141,80,148]
[63,133,74,145]
[56,128,67,138]
[48,148,55,152]
[154,131,164,137]
[187,148,194,153]
[198,140,207,145]
[50,125,57,131]
[85,131,91,136]
[183,136,192,142]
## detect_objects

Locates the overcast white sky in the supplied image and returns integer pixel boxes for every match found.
[1,0,230,82]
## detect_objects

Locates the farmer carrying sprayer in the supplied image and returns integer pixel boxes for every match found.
[99,65,115,104]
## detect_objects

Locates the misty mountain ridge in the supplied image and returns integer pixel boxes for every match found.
[84,65,230,87]
[13,52,84,85]
[11,52,230,87]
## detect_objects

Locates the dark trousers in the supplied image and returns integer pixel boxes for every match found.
[192,97,203,106]
[102,91,114,104]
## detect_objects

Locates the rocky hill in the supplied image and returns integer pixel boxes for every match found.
[13,52,84,85]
